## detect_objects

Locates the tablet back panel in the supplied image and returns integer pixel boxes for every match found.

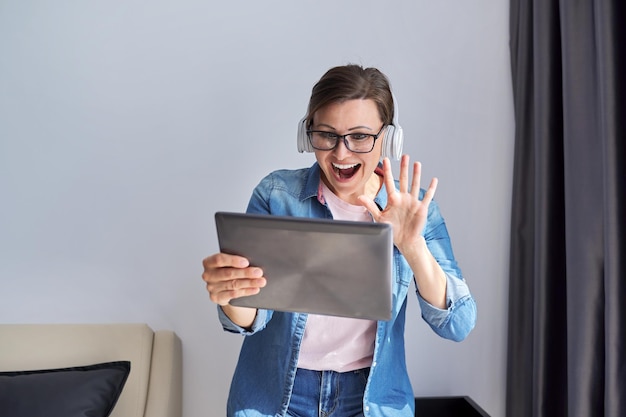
[215,212,393,320]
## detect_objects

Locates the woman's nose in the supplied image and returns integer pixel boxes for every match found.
[333,138,352,158]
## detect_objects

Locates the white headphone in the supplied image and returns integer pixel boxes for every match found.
[297,93,404,160]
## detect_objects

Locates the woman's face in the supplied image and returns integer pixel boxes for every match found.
[311,99,385,204]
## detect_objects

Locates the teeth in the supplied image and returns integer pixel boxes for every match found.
[333,163,359,170]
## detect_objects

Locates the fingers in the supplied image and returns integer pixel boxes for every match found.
[411,161,438,205]
[393,156,436,200]
[202,253,266,306]
[382,157,397,194]
[421,177,439,206]
[398,155,410,193]
[386,155,417,196]
[383,156,438,207]
[410,160,421,197]
[357,194,382,220]
[203,252,249,269]
[206,271,266,306]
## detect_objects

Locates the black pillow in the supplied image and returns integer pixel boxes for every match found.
[0,361,131,417]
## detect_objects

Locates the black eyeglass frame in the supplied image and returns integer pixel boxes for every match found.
[305,125,386,153]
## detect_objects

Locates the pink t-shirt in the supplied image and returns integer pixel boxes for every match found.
[296,182,377,372]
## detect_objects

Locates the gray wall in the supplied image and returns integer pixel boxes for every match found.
[0,1,513,416]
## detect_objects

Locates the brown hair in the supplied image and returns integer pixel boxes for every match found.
[305,64,394,128]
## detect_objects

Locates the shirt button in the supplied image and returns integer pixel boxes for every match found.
[372,361,377,367]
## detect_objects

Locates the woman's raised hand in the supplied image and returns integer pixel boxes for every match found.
[358,155,438,254]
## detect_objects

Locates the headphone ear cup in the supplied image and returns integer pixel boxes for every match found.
[381,93,404,160]
[297,117,312,153]
[382,124,404,160]
[391,124,403,160]
[381,125,395,159]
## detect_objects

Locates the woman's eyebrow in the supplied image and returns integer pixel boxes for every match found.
[347,125,374,131]
[314,123,374,131]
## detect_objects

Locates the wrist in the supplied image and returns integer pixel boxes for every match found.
[397,235,428,260]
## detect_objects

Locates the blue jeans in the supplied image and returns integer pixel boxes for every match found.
[286,367,370,417]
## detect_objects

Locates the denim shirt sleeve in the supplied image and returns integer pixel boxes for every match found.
[415,199,477,342]
[218,305,273,335]
[416,274,476,342]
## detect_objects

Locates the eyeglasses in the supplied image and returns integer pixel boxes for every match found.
[306,125,386,153]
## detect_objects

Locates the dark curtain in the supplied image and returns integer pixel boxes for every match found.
[506,1,625,416]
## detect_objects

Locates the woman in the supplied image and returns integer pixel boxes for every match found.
[202,64,476,417]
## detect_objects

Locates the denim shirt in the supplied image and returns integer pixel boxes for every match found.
[218,162,477,417]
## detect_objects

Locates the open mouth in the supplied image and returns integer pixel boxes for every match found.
[332,162,361,179]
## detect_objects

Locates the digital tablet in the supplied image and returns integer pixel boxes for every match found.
[214,211,393,320]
